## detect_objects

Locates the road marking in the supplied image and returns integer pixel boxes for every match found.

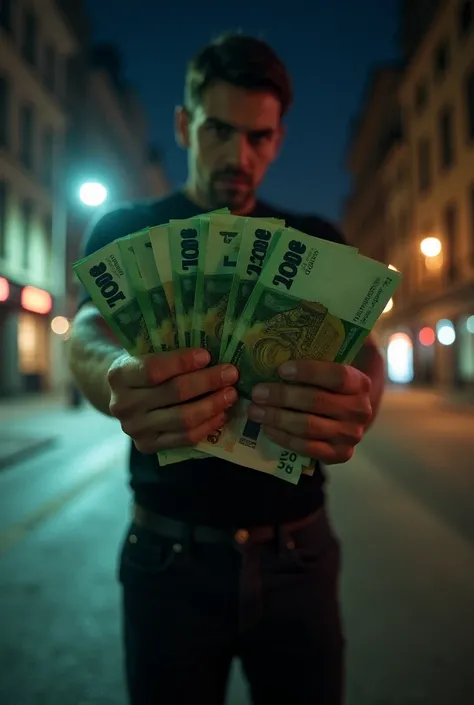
[0,438,127,556]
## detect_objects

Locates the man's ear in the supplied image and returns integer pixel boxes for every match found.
[175,105,190,149]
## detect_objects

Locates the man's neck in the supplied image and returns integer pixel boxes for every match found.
[183,183,256,215]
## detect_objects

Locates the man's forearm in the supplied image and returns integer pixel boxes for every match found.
[353,337,385,428]
[68,305,124,416]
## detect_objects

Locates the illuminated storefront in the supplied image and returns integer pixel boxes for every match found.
[0,277,53,396]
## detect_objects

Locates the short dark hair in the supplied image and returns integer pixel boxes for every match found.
[185,33,293,117]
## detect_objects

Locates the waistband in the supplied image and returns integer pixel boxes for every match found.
[133,503,323,547]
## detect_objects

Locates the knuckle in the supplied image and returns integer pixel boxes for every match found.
[168,375,187,403]
[180,404,198,431]
[107,365,122,388]
[310,389,321,412]
[109,397,128,420]
[339,445,354,463]
[305,413,319,437]
[133,436,156,455]
[341,423,364,444]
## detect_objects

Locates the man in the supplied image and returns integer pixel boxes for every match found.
[69,33,384,705]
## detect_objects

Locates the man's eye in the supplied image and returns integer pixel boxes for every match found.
[249,133,270,147]
[212,125,232,141]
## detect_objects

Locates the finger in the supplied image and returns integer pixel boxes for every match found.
[133,412,227,454]
[248,404,364,445]
[278,360,371,395]
[109,348,212,389]
[154,363,239,408]
[251,383,372,424]
[121,387,238,438]
[263,426,356,465]
[156,411,228,450]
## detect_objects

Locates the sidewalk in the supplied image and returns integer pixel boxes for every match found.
[0,392,97,470]
[384,384,474,413]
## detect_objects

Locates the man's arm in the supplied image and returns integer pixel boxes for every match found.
[352,334,385,428]
[68,303,124,416]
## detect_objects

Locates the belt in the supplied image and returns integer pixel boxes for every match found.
[133,504,322,547]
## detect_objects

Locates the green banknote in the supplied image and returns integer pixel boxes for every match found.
[73,240,153,356]
[198,230,401,483]
[117,231,175,352]
[149,224,179,350]
[148,224,207,466]
[219,218,285,360]
[191,213,249,363]
[169,217,205,349]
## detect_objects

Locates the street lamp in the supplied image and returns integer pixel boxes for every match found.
[420,237,442,258]
[79,181,107,207]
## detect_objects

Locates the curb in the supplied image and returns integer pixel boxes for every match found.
[0,437,56,472]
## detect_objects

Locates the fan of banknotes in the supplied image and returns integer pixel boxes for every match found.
[73,209,402,485]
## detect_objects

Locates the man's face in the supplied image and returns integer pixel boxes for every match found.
[176,81,284,212]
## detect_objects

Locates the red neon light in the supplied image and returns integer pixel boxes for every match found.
[419,327,435,346]
[0,277,9,302]
[21,286,52,314]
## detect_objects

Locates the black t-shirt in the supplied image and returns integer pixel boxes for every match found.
[79,191,346,527]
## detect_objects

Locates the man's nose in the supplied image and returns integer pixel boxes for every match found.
[226,133,252,169]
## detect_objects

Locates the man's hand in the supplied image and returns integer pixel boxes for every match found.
[247,360,372,464]
[107,348,238,453]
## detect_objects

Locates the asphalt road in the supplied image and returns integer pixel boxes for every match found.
[0,389,473,705]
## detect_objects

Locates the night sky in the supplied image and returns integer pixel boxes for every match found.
[83,0,399,224]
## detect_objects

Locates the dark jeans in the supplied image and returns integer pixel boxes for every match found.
[118,509,345,705]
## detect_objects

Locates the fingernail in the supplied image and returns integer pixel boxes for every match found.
[194,350,210,367]
[279,362,297,379]
[224,388,238,406]
[249,405,266,422]
[221,365,238,384]
[252,385,269,402]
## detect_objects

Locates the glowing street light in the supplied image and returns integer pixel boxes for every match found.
[420,237,442,258]
[79,182,107,207]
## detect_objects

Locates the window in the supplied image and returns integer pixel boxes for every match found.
[459,0,473,36]
[0,180,7,259]
[19,104,34,170]
[433,40,450,81]
[20,200,33,269]
[443,202,458,282]
[465,69,474,143]
[41,128,54,188]
[415,80,429,114]
[0,74,9,147]
[22,10,37,66]
[44,44,56,92]
[417,137,432,193]
[438,105,455,170]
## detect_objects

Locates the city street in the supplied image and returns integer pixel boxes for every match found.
[0,389,473,705]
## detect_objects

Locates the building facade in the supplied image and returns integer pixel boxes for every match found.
[344,0,474,389]
[0,0,77,396]
[0,1,170,399]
